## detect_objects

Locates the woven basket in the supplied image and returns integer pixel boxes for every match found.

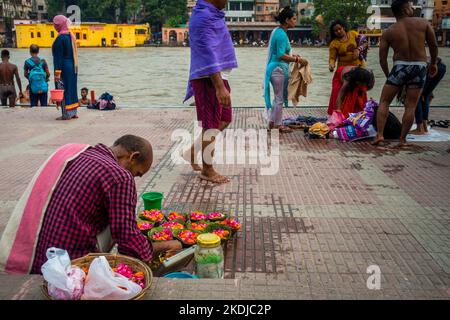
[41,253,153,300]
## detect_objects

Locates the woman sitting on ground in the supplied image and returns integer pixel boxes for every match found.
[332,66,375,118]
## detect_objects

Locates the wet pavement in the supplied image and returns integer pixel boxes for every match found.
[0,106,449,300]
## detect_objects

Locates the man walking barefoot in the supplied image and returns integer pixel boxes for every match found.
[183,0,238,184]
[372,0,438,148]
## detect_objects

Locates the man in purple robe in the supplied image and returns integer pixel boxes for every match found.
[183,0,238,184]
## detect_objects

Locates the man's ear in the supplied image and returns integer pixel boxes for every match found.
[130,151,141,162]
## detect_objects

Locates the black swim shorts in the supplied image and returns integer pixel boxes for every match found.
[386,61,427,89]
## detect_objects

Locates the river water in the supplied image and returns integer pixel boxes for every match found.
[7,47,450,107]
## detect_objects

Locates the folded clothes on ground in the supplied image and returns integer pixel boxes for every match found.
[283,115,329,127]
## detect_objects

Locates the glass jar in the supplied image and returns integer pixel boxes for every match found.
[194,233,224,279]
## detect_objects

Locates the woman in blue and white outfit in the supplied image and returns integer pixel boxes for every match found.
[264,6,301,133]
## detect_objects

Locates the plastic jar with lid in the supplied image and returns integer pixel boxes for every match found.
[194,233,224,279]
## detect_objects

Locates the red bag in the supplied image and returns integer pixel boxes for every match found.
[327,111,346,130]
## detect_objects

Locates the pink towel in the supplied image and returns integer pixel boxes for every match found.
[0,144,90,274]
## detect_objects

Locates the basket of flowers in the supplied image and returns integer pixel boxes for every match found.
[148,227,174,242]
[161,221,185,232]
[174,229,200,247]
[139,209,165,225]
[205,223,232,242]
[136,220,155,236]
[167,211,187,223]
[189,211,207,222]
[216,218,241,234]
[41,253,153,300]
[207,212,227,222]
[188,221,210,233]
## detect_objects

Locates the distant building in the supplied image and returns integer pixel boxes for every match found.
[187,0,197,17]
[15,23,151,48]
[225,0,255,23]
[30,0,48,22]
[1,0,34,45]
[434,0,450,45]
[255,0,279,23]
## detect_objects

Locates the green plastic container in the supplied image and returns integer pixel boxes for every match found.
[142,192,164,210]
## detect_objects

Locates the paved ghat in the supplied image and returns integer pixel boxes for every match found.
[0,106,449,300]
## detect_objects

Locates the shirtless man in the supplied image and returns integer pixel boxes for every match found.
[0,50,23,108]
[372,0,438,148]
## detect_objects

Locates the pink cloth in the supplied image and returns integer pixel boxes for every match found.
[0,144,90,274]
[53,15,71,34]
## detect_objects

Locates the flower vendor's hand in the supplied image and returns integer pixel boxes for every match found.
[151,240,182,254]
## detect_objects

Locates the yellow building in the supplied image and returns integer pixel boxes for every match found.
[15,23,150,48]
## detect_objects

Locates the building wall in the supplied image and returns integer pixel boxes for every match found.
[255,0,279,23]
[15,23,150,48]
[162,27,189,44]
[226,0,255,22]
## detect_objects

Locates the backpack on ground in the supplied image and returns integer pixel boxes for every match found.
[27,58,48,94]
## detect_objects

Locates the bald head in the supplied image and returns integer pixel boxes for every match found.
[112,135,153,177]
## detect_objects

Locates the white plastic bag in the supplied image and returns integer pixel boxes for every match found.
[81,256,142,300]
[41,248,86,300]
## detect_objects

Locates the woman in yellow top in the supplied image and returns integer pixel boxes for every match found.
[328,20,366,115]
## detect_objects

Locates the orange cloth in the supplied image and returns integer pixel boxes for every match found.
[340,86,368,118]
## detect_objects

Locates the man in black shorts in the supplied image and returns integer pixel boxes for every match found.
[372,0,438,148]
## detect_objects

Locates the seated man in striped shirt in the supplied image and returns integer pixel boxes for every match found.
[30,135,182,273]
[0,135,182,274]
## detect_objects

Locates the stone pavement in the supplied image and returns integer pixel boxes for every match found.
[0,106,449,300]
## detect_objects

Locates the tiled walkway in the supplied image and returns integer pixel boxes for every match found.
[0,106,449,299]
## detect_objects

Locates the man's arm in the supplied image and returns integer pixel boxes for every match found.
[210,72,231,108]
[107,178,153,262]
[379,33,390,78]
[43,59,51,81]
[426,23,439,76]
[14,66,23,93]
[106,178,181,262]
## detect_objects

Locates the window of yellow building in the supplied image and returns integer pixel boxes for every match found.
[51,31,55,38]
[37,32,41,38]
[31,32,34,38]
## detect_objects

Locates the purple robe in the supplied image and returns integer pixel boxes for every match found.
[184,0,238,102]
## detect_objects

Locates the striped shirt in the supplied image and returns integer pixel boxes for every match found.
[31,144,152,274]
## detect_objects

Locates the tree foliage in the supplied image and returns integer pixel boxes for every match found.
[311,0,371,37]
[45,0,187,29]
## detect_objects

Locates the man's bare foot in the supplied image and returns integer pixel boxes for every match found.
[423,122,429,133]
[199,168,230,184]
[393,141,414,149]
[371,136,389,147]
[409,128,426,135]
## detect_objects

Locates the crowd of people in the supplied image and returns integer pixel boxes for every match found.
[0,0,448,276]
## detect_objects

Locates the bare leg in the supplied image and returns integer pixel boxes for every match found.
[200,121,231,184]
[8,96,15,108]
[183,135,203,171]
[397,87,423,147]
[423,121,429,133]
[372,84,400,146]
